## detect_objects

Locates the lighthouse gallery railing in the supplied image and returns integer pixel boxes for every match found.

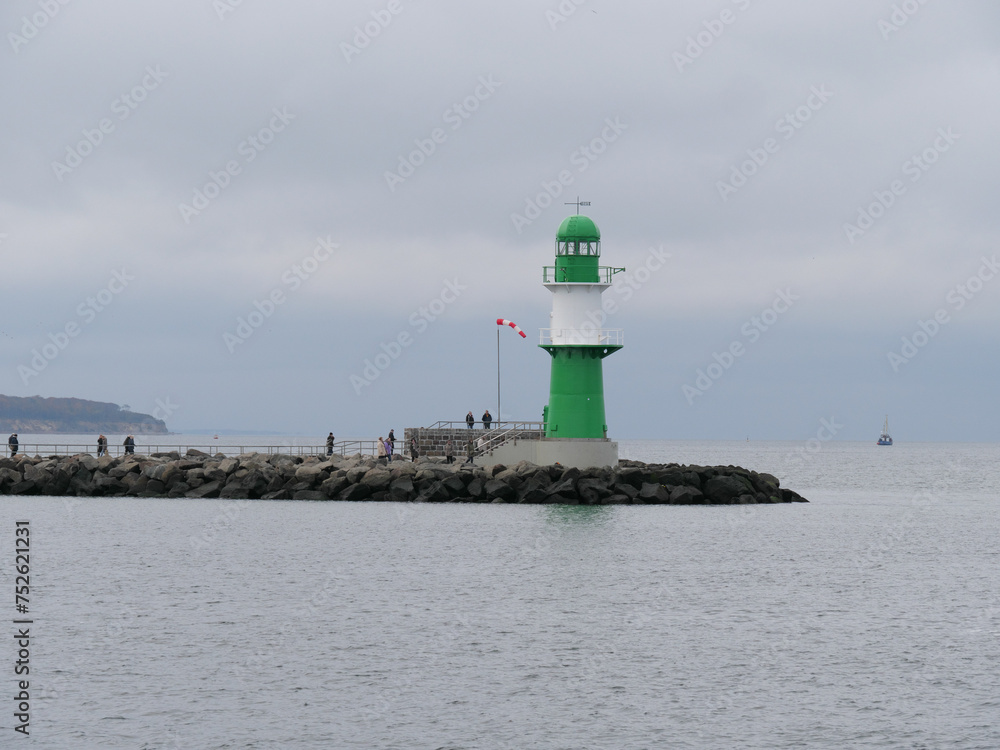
[542,266,625,284]
[539,328,624,347]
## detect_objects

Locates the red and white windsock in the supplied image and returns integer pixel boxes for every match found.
[497,318,527,338]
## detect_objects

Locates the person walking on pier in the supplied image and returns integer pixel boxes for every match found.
[385,436,394,462]
[97,434,108,457]
[464,438,475,465]
[123,435,135,455]
[8,433,18,457]
[377,437,387,465]
[445,440,455,464]
[482,410,492,430]
[466,411,475,429]
[326,432,334,456]
[387,429,395,451]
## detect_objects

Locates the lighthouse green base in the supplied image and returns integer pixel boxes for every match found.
[543,346,618,438]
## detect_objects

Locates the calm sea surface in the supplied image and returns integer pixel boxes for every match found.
[1,439,998,749]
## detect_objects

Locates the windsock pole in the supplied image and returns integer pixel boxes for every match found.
[496,318,526,424]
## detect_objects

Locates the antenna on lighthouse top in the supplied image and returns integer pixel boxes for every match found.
[565,197,591,214]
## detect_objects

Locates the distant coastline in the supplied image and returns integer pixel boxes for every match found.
[0,394,167,435]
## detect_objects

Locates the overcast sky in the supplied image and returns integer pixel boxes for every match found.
[2,0,998,441]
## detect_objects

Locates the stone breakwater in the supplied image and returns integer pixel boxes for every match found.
[0,452,807,504]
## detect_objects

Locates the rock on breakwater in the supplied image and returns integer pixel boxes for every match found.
[0,452,808,504]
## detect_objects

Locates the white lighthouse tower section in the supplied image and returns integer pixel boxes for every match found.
[544,282,609,345]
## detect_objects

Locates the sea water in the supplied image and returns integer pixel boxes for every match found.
[0,440,997,749]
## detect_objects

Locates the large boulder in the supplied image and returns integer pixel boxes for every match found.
[781,487,808,503]
[669,486,705,504]
[465,476,486,501]
[614,466,644,489]
[320,475,350,498]
[638,482,671,505]
[750,471,780,494]
[389,476,415,501]
[186,481,222,499]
[360,469,392,491]
[703,475,754,504]
[442,475,467,497]
[218,458,240,475]
[577,477,611,504]
[338,483,372,502]
[483,479,516,503]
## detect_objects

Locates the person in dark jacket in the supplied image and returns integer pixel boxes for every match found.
[326,432,334,456]
[123,435,135,455]
[445,440,455,464]
[8,433,18,457]
[97,434,107,457]
[387,429,395,451]
[464,438,475,465]
[482,410,492,430]
[410,437,419,461]
[466,411,475,429]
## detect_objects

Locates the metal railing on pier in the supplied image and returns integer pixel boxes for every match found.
[423,420,544,433]
[6,440,381,459]
[417,421,546,455]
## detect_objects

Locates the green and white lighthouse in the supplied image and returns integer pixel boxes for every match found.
[540,214,624,440]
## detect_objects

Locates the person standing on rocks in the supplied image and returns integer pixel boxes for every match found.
[97,434,107,457]
[466,411,475,429]
[385,436,394,462]
[377,437,387,464]
[326,432,334,456]
[445,440,454,464]
[123,435,135,455]
[464,438,475,465]
[387,429,395,451]
[8,433,18,457]
[482,410,492,430]
[410,437,419,461]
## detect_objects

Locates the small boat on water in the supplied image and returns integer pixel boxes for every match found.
[877,415,893,446]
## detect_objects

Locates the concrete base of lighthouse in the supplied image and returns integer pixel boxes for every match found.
[479,438,618,470]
